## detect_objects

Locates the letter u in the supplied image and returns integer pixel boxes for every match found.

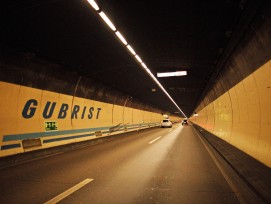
[43,102,56,119]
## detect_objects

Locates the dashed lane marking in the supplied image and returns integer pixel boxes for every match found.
[44,178,94,204]
[149,136,162,144]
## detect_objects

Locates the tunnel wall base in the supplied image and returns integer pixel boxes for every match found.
[193,124,271,203]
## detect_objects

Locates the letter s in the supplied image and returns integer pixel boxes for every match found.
[88,107,94,119]
[22,99,38,119]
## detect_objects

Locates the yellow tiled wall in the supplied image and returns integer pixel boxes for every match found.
[0,82,173,157]
[191,60,271,167]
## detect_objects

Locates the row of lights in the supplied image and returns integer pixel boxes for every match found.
[86,0,187,118]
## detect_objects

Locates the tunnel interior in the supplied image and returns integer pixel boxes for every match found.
[1,0,271,167]
[1,0,268,116]
[1,1,271,202]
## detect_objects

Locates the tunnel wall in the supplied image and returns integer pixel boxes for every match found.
[0,54,181,157]
[192,2,271,167]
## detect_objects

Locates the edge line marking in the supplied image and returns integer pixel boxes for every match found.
[192,126,245,203]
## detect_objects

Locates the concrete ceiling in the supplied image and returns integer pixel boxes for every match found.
[1,0,250,116]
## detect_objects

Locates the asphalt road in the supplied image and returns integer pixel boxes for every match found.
[0,124,241,204]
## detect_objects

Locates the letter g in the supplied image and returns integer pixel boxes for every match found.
[22,99,38,119]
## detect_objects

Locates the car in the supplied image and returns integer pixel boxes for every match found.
[182,119,189,126]
[161,119,172,128]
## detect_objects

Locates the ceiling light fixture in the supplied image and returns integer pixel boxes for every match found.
[141,62,147,69]
[135,55,142,63]
[86,0,99,11]
[126,45,136,55]
[86,0,187,118]
[115,31,128,45]
[99,12,116,31]
[157,71,187,77]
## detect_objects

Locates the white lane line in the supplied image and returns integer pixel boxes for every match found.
[149,136,162,144]
[44,178,94,204]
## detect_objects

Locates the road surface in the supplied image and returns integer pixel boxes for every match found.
[0,124,241,203]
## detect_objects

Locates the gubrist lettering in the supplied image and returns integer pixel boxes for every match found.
[22,99,102,119]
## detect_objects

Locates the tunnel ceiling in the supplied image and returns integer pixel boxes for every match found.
[1,0,251,116]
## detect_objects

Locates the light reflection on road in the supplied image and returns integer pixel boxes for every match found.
[89,125,184,203]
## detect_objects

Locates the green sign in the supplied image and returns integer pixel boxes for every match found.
[45,121,58,131]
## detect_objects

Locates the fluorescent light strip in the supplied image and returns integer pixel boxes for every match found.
[99,12,116,31]
[86,0,99,11]
[138,62,187,117]
[141,62,147,69]
[127,45,136,55]
[146,69,152,75]
[141,64,153,76]
[115,31,128,45]
[157,71,187,77]
[147,71,187,117]
[135,55,142,63]
[87,0,187,117]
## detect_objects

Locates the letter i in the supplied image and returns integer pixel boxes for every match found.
[81,106,87,119]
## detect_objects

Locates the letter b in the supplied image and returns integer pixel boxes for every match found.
[58,104,69,119]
